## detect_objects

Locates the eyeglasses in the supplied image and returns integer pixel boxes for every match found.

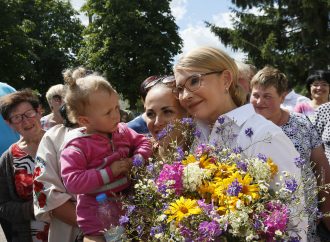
[311,82,329,87]
[172,71,224,98]
[144,75,176,90]
[9,109,38,124]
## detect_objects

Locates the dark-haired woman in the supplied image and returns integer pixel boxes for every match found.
[294,70,330,121]
[0,89,48,242]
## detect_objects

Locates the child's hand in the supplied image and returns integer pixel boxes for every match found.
[110,158,133,177]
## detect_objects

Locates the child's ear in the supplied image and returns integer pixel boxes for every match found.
[77,115,90,127]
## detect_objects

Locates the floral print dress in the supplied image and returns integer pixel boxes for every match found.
[280,112,323,242]
[12,144,49,242]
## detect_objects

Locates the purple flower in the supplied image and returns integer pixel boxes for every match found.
[176,146,185,161]
[180,117,193,125]
[236,160,247,172]
[245,127,254,137]
[257,153,267,162]
[194,128,201,138]
[150,226,164,236]
[179,225,193,239]
[198,199,213,214]
[217,116,226,124]
[294,156,306,168]
[146,163,154,172]
[285,178,298,192]
[156,124,174,140]
[119,215,129,225]
[132,154,144,167]
[136,225,143,236]
[126,205,135,215]
[227,179,242,196]
[253,219,262,230]
[156,128,167,140]
[156,162,184,195]
[233,146,243,154]
[198,221,222,240]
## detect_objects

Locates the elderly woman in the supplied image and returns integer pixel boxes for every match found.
[0,89,48,242]
[250,66,330,241]
[294,70,330,121]
[143,75,188,158]
[40,84,65,130]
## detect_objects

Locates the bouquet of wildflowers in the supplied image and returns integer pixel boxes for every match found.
[120,118,318,241]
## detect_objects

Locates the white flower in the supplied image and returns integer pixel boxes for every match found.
[247,158,271,182]
[156,214,167,222]
[155,233,163,239]
[183,163,207,192]
[275,230,283,236]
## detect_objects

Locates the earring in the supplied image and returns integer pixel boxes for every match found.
[225,87,229,93]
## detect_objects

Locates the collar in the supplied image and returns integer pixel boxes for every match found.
[222,104,255,127]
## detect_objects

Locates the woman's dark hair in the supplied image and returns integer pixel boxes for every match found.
[305,70,330,96]
[59,104,76,128]
[139,76,160,101]
[0,89,40,121]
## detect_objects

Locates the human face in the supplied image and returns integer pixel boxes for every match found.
[144,85,186,140]
[7,102,42,138]
[174,69,231,124]
[250,85,285,121]
[50,94,64,113]
[310,80,329,101]
[80,90,120,135]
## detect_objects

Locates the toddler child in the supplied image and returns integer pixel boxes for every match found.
[60,72,152,242]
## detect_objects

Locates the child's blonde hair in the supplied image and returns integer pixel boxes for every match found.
[63,67,116,123]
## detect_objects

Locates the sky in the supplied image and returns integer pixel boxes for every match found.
[70,0,247,62]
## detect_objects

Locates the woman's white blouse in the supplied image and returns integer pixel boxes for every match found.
[194,104,307,241]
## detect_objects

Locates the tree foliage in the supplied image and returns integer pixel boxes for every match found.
[0,0,84,97]
[79,0,182,109]
[207,0,329,88]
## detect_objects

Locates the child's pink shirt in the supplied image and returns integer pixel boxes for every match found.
[60,123,152,235]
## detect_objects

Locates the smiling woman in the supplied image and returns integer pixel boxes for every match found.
[0,89,48,242]
[174,47,308,240]
[144,75,188,158]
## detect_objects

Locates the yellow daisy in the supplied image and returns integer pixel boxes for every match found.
[267,158,278,178]
[182,154,197,165]
[214,163,237,179]
[164,197,201,224]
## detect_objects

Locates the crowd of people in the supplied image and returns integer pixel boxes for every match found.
[0,46,329,242]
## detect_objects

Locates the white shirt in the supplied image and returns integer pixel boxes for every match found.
[281,90,310,112]
[195,104,307,241]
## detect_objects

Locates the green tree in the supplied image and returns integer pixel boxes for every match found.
[0,0,84,98]
[79,0,182,109]
[207,0,329,88]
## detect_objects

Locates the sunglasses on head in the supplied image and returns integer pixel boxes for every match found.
[144,75,176,90]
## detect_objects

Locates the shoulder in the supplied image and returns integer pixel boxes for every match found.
[317,102,330,113]
[61,127,91,150]
[244,113,283,135]
[0,82,16,96]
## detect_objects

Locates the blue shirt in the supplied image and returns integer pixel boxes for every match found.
[127,114,149,134]
[0,82,20,155]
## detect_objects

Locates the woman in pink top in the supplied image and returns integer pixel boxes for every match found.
[60,73,152,242]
